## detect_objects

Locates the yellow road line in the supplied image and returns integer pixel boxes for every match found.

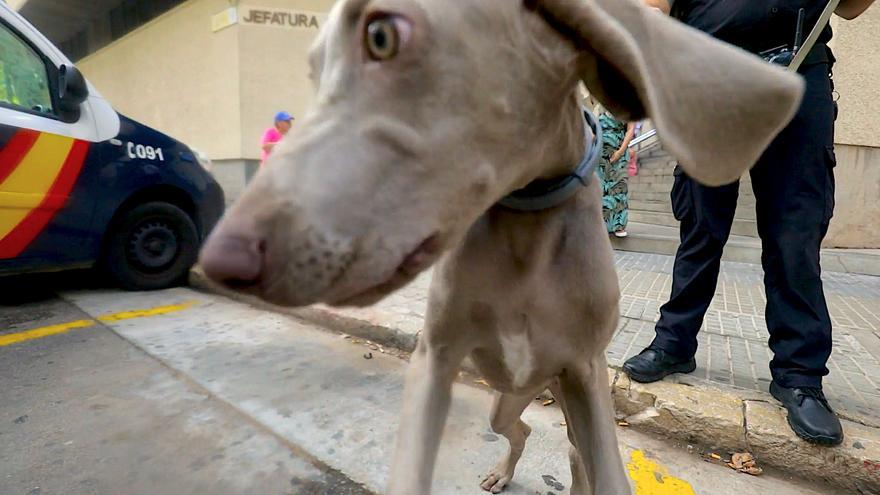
[0,319,95,347]
[97,301,197,322]
[628,450,696,495]
[0,301,198,348]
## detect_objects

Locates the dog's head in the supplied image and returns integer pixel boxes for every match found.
[200,0,803,307]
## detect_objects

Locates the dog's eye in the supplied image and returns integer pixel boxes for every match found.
[365,16,400,61]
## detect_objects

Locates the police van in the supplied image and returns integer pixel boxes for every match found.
[0,3,224,290]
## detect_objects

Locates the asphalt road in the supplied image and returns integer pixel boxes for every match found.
[0,274,370,495]
[0,275,847,495]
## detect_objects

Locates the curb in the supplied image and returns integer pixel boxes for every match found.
[190,268,880,494]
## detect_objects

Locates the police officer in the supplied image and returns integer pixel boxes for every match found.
[624,0,875,446]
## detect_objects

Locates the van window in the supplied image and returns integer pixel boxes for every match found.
[0,23,54,115]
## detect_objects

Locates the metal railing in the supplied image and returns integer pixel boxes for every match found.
[628,127,661,154]
[628,128,656,148]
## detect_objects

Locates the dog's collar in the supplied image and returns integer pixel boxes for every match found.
[497,108,602,212]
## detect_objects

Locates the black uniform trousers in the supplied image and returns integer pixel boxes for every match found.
[652,62,837,389]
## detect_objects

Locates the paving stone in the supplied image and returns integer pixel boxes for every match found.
[610,252,880,426]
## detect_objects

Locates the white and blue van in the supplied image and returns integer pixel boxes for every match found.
[0,2,224,290]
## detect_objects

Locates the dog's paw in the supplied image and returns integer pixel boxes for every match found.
[480,470,512,493]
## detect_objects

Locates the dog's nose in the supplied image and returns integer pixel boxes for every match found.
[199,231,264,287]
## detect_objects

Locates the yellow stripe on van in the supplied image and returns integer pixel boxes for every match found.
[0,133,74,240]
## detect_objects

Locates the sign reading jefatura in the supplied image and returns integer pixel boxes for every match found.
[241,7,324,30]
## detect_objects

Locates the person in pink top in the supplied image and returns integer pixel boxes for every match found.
[260,111,294,165]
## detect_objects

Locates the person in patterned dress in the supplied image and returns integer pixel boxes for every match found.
[597,111,635,238]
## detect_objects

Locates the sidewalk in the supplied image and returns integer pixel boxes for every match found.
[56,286,849,495]
[285,252,880,426]
[613,252,880,426]
[191,251,880,493]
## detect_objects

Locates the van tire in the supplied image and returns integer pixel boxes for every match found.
[103,202,199,291]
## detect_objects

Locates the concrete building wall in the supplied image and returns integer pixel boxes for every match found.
[826,144,880,248]
[829,9,880,148]
[76,0,242,160]
[238,0,336,160]
[824,9,880,247]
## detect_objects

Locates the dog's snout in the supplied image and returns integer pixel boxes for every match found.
[200,231,265,287]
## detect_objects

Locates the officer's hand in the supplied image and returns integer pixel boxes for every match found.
[642,0,671,14]
[836,0,875,19]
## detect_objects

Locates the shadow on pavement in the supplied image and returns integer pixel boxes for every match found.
[0,269,109,306]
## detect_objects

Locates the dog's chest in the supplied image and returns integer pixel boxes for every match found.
[449,204,610,393]
[469,311,557,394]
[498,327,535,389]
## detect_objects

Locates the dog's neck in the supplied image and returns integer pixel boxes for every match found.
[496,108,599,212]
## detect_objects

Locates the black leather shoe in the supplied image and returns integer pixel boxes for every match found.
[622,346,696,383]
[770,381,843,446]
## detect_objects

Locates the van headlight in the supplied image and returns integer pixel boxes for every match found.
[191,148,212,173]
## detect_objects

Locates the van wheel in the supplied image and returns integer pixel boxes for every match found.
[104,202,199,291]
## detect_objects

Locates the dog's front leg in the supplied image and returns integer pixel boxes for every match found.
[387,338,468,494]
[559,355,631,495]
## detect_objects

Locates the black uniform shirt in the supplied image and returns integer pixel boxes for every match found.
[670,0,833,54]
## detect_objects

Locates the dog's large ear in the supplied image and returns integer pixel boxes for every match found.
[532,0,804,186]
